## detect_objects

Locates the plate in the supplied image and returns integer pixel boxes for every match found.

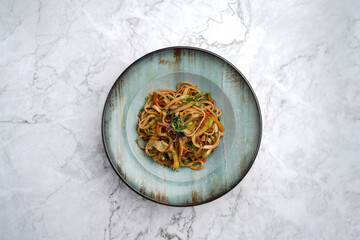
[102,47,262,206]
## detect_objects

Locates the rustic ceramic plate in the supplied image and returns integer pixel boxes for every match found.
[102,47,262,206]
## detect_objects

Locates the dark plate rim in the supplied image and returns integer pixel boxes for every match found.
[101,46,262,207]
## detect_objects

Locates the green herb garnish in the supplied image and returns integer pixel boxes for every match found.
[171,117,187,133]
[194,92,204,98]
[182,97,196,104]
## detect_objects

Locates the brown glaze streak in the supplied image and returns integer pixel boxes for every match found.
[228,69,246,104]
[158,49,182,70]
[156,190,161,201]
[224,176,229,191]
[239,155,246,176]
[237,71,245,90]
[159,59,176,69]
[191,191,202,203]
[139,185,146,195]
[173,48,182,62]
[108,97,112,108]
[187,49,197,65]
[187,49,196,57]
[161,182,166,203]
[158,59,169,64]
[241,93,246,104]
[136,185,162,202]
[208,188,216,200]
[161,189,168,203]
[117,79,122,102]
[115,79,124,180]
[153,189,168,203]
[118,78,127,124]
[116,165,126,180]
[161,194,168,203]
[231,68,238,82]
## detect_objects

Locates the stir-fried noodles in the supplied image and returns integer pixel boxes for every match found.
[136,82,225,170]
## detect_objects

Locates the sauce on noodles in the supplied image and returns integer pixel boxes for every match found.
[136,82,225,170]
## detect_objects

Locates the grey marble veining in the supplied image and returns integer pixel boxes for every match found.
[0,0,359,239]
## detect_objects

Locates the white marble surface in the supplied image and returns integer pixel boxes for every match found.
[0,0,359,239]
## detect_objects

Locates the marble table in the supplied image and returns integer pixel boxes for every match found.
[1,0,359,239]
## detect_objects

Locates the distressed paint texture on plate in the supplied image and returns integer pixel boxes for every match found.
[102,47,262,206]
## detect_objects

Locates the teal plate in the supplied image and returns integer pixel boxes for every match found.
[102,47,262,206]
